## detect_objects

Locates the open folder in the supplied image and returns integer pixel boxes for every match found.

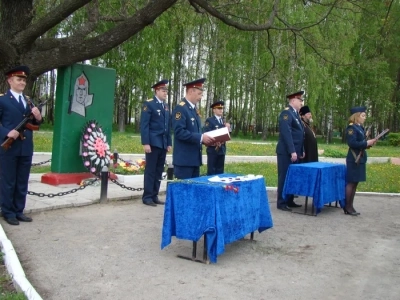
[206,127,231,143]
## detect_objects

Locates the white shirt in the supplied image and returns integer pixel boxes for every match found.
[10,90,26,108]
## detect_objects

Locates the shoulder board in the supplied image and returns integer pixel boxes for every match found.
[25,95,30,99]
[349,122,353,125]
[284,107,289,110]
[179,101,185,106]
[0,94,3,96]
[146,98,153,102]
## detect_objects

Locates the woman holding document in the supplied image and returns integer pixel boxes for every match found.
[344,106,377,216]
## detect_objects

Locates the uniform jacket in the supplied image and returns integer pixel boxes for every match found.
[172,98,202,167]
[0,90,41,156]
[346,123,368,164]
[276,105,304,156]
[140,96,172,150]
[203,115,226,155]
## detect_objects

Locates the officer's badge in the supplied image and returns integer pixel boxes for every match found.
[143,105,147,111]
[191,117,195,125]
[283,114,289,120]
[348,129,353,135]
[179,101,185,106]
[146,98,153,102]
[157,109,161,116]
[175,112,181,120]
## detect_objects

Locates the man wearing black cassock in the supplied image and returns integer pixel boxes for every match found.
[299,105,318,163]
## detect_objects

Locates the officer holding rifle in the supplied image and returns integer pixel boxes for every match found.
[0,66,42,225]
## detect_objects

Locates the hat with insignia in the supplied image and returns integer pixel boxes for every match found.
[299,105,311,116]
[5,65,30,78]
[350,106,366,115]
[183,78,206,91]
[210,100,224,109]
[151,79,169,90]
[286,90,304,99]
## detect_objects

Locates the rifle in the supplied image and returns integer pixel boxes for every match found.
[355,128,390,164]
[1,99,48,151]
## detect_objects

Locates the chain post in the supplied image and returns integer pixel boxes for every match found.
[167,164,174,180]
[100,166,109,203]
[113,149,118,165]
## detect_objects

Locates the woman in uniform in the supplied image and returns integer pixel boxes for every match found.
[344,106,376,216]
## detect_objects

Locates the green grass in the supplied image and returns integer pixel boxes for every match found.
[33,162,400,193]
[0,253,26,299]
[34,131,400,157]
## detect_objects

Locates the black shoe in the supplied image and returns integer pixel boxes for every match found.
[16,214,32,222]
[143,201,157,207]
[153,199,165,205]
[287,202,302,208]
[277,206,292,212]
[4,217,19,225]
[343,208,358,216]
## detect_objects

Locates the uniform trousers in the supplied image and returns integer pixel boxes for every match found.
[0,155,32,218]
[207,152,225,175]
[276,154,299,208]
[174,165,200,179]
[142,146,166,203]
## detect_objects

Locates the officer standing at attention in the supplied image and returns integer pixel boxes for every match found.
[172,78,215,179]
[0,66,43,225]
[299,105,318,163]
[140,79,172,207]
[276,90,305,212]
[203,101,230,175]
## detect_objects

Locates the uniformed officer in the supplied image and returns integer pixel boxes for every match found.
[171,78,215,179]
[0,66,42,225]
[276,90,305,211]
[203,101,230,175]
[344,106,376,216]
[299,105,318,163]
[140,79,172,207]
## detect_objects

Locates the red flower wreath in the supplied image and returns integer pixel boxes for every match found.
[81,120,112,175]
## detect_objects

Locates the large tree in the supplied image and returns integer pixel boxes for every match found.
[0,0,340,93]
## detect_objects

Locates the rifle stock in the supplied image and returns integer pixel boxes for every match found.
[1,99,48,151]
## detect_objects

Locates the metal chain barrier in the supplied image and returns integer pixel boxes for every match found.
[31,158,52,167]
[110,178,144,191]
[117,156,132,164]
[27,178,99,198]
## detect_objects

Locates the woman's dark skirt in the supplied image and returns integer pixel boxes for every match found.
[346,161,366,183]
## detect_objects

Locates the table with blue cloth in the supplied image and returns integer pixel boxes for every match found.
[161,174,273,263]
[282,162,346,215]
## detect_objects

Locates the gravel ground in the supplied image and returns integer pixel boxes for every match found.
[2,192,400,300]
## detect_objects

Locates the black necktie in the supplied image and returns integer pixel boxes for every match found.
[219,118,223,125]
[18,95,25,110]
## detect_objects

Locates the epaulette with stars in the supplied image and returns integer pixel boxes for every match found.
[179,101,185,106]
[146,98,153,102]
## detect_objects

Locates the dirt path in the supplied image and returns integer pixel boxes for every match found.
[2,193,400,300]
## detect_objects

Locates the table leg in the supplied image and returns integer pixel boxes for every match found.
[192,241,197,260]
[304,196,308,214]
[177,238,210,264]
[203,237,210,264]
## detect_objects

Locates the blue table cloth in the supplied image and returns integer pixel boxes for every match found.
[282,162,346,214]
[161,174,273,263]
